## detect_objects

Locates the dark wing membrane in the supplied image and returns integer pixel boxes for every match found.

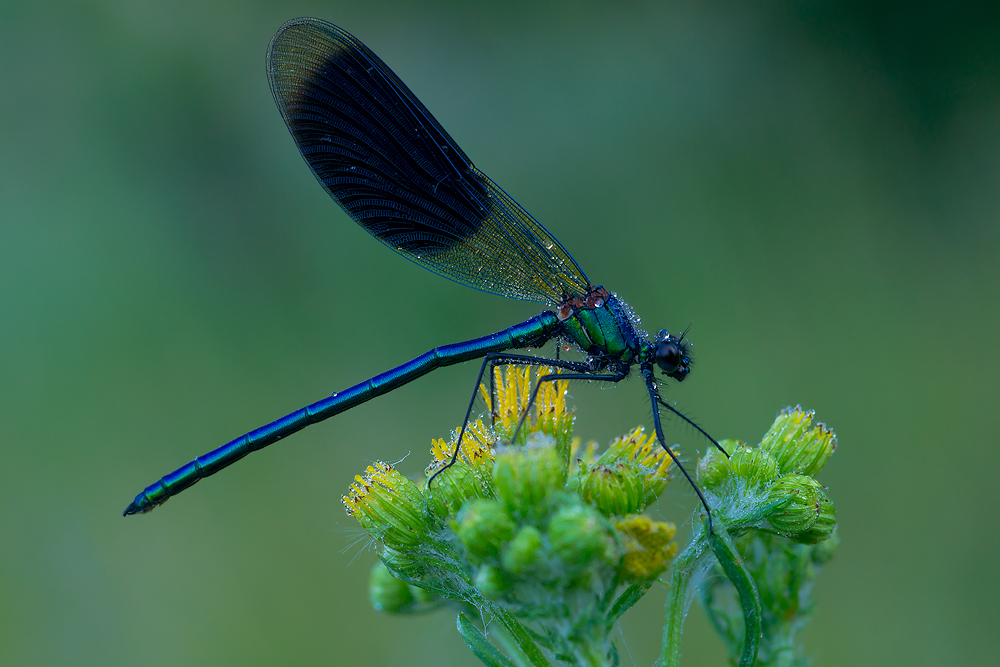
[266,18,590,304]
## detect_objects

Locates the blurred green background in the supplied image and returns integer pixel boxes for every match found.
[2,1,998,665]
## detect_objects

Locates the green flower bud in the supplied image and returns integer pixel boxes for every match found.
[455,498,515,561]
[548,503,618,568]
[474,565,508,599]
[765,474,823,536]
[343,461,431,549]
[760,406,836,477]
[574,462,645,516]
[697,441,739,491]
[369,561,414,613]
[424,461,489,518]
[501,525,544,574]
[795,492,837,544]
[597,426,674,506]
[729,446,781,492]
[493,436,567,517]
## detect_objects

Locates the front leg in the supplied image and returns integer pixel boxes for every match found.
[642,366,716,533]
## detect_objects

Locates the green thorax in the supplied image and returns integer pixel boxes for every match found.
[559,292,640,363]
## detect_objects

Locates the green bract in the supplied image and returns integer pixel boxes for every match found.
[573,462,645,516]
[796,491,838,545]
[343,461,430,550]
[729,446,781,492]
[424,460,490,518]
[696,438,738,490]
[766,474,824,536]
[760,406,837,476]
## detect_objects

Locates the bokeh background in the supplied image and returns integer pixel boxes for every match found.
[2,1,998,665]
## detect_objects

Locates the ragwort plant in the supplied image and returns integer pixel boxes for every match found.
[343,367,838,667]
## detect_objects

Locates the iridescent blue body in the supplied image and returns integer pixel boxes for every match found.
[127,313,556,513]
[123,18,717,517]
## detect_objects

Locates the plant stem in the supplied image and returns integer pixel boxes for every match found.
[657,530,710,667]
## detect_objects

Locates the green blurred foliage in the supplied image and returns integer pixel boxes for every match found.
[1,1,997,665]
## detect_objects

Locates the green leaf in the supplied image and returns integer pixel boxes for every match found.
[458,614,519,667]
[608,582,653,624]
[478,599,551,667]
[707,523,762,667]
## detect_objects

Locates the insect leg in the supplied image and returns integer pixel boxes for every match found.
[428,354,590,485]
[651,389,728,458]
[643,367,716,533]
[510,367,628,444]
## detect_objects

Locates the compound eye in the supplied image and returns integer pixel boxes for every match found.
[655,341,682,374]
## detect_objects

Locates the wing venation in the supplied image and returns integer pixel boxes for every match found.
[266,17,590,304]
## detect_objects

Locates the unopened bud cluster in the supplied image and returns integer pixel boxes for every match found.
[669,406,841,667]
[345,366,679,664]
[696,406,837,543]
